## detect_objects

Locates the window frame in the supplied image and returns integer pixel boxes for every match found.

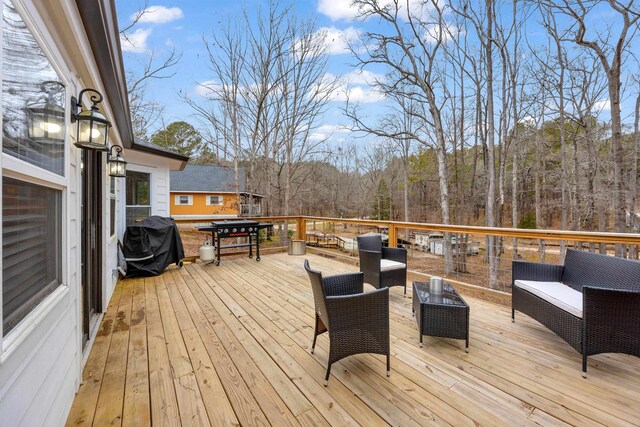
[125,170,152,226]
[109,175,116,238]
[175,194,193,206]
[205,195,223,206]
[0,0,72,357]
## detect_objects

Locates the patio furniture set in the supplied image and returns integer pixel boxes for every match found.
[305,237,640,384]
[512,249,640,377]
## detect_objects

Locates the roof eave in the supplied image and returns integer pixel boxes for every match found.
[131,140,190,164]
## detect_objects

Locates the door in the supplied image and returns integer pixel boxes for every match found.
[81,150,103,348]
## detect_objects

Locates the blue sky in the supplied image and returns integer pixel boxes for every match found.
[116,0,391,144]
[115,1,637,146]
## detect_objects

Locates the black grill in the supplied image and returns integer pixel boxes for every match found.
[197,220,273,265]
[211,220,260,238]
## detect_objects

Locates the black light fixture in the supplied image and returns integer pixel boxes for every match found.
[71,88,110,151]
[107,145,127,178]
[26,81,65,145]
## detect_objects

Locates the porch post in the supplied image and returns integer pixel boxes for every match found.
[297,217,306,241]
[388,222,398,248]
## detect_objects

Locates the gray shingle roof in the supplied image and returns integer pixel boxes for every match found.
[170,164,246,192]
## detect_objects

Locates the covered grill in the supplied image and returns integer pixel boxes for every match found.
[120,216,185,277]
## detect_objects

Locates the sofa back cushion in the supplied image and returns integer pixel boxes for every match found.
[562,249,640,292]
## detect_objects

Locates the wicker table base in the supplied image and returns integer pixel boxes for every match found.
[412,281,470,352]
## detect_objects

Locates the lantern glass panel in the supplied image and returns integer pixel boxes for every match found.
[78,119,92,144]
[92,121,107,146]
[77,118,107,150]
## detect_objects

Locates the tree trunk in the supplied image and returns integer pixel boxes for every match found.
[629,93,640,257]
[485,0,499,289]
[608,70,626,254]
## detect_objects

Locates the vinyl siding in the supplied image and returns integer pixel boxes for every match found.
[170,192,239,216]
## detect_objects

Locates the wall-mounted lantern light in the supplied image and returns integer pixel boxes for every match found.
[26,81,65,145]
[107,145,127,178]
[71,88,110,151]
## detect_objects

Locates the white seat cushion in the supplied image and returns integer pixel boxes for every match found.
[514,280,583,318]
[380,259,406,272]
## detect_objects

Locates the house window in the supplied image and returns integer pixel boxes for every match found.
[126,171,151,226]
[2,0,65,176]
[175,195,192,205]
[206,195,223,205]
[110,176,116,237]
[2,178,62,334]
[1,0,65,336]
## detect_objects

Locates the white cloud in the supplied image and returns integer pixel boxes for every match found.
[194,80,222,99]
[133,6,184,24]
[343,69,385,85]
[309,124,351,142]
[120,28,152,53]
[333,85,386,103]
[593,99,611,112]
[423,22,458,44]
[317,0,362,21]
[520,115,536,125]
[317,0,433,22]
[317,26,361,55]
[326,69,386,104]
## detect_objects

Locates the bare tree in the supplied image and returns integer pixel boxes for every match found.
[452,0,502,288]
[542,0,640,245]
[119,1,181,139]
[348,0,455,273]
[629,81,640,256]
[185,19,247,215]
[541,5,570,258]
[185,1,336,223]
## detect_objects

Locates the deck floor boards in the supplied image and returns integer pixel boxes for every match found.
[66,253,640,426]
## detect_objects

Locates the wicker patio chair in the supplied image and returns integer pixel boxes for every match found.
[512,249,640,376]
[304,259,390,386]
[357,234,407,294]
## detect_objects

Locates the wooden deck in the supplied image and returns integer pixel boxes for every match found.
[66,253,640,426]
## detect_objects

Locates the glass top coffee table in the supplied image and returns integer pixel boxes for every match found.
[412,281,470,352]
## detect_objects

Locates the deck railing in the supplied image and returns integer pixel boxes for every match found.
[240,204,261,216]
[177,215,640,293]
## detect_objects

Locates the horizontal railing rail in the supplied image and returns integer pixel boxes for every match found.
[175,215,640,293]
[186,215,640,245]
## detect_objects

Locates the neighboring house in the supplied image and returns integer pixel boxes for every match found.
[170,164,263,221]
[0,1,187,425]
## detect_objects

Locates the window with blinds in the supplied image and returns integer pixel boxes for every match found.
[206,195,222,205]
[175,195,192,205]
[1,0,65,336]
[2,177,62,334]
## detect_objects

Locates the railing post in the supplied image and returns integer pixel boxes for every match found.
[388,223,397,248]
[297,217,306,241]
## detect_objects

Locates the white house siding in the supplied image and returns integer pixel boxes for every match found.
[0,0,128,425]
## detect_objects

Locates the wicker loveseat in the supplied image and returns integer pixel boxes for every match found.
[512,249,640,377]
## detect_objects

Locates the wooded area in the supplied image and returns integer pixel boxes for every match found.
[127,1,640,251]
